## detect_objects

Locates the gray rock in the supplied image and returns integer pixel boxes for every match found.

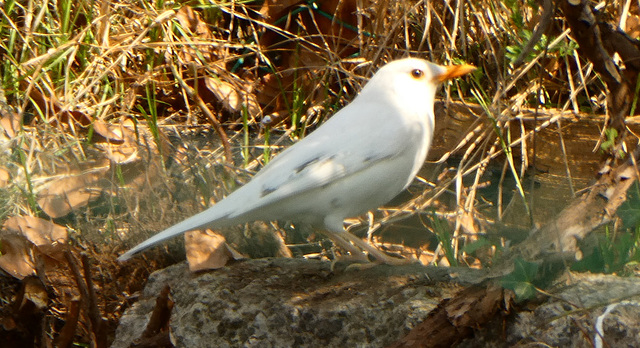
[459,273,640,348]
[113,260,640,348]
[113,258,458,348]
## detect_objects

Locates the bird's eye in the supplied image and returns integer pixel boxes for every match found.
[410,69,424,79]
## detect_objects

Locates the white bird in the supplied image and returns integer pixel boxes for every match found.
[118,58,475,263]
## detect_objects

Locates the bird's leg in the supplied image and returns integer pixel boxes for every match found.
[338,230,414,265]
[320,230,370,262]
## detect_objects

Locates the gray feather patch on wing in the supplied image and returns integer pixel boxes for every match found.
[261,186,277,197]
[363,153,394,163]
[261,155,338,198]
[294,156,321,173]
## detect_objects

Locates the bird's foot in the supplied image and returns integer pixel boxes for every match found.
[343,256,416,271]
[329,252,371,272]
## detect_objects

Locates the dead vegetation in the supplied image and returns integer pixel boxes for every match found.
[1,0,640,346]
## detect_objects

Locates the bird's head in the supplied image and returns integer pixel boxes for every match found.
[359,58,476,117]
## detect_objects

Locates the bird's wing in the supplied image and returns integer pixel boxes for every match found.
[238,146,397,212]
[228,100,419,217]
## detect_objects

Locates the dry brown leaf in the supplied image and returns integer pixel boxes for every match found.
[172,5,219,66]
[0,234,36,279]
[626,2,640,39]
[92,119,128,143]
[225,241,245,260]
[203,76,261,118]
[259,0,300,18]
[175,5,212,40]
[37,168,109,218]
[20,79,92,126]
[0,106,21,139]
[93,119,171,167]
[459,211,479,235]
[93,119,140,164]
[0,216,69,279]
[0,167,9,188]
[3,216,68,258]
[93,119,172,194]
[415,246,435,265]
[185,230,245,272]
[18,277,49,312]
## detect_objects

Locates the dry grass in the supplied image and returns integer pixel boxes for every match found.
[2,0,636,262]
[1,0,640,344]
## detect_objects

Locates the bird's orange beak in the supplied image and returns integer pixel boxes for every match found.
[436,64,476,82]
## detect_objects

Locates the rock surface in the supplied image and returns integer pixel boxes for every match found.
[113,258,460,347]
[113,259,640,347]
[458,273,640,348]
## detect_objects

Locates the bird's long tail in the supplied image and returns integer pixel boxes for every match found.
[117,206,231,261]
